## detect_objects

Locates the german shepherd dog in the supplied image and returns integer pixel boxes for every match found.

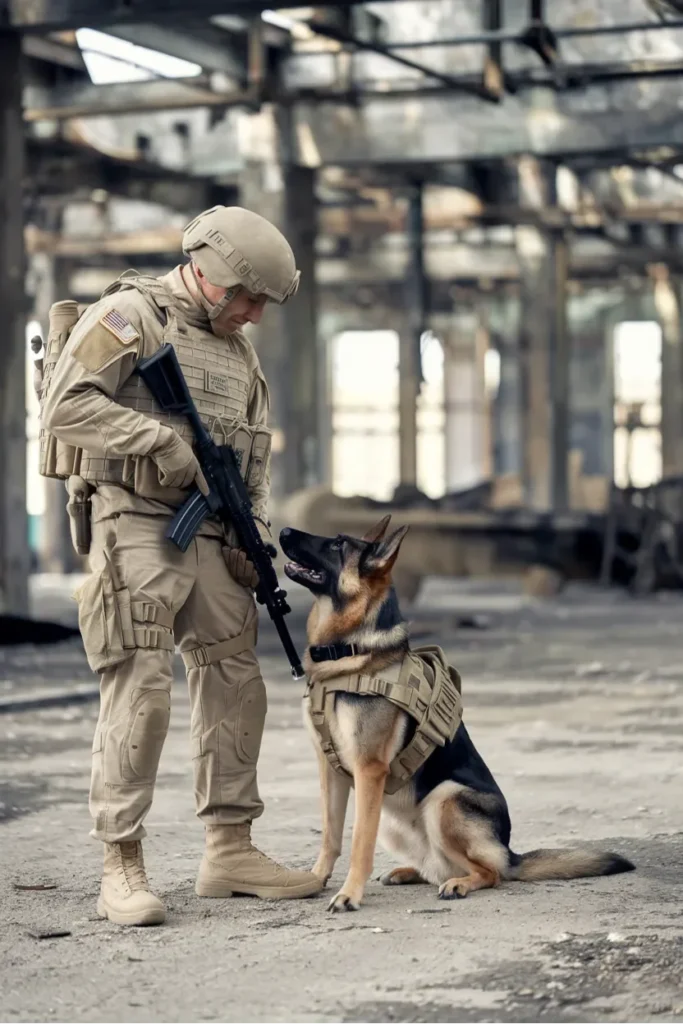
[280,517,635,912]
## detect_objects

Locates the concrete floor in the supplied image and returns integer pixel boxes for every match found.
[1,577,683,1023]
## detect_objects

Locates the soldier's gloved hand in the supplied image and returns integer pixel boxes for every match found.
[223,519,274,589]
[223,546,260,589]
[151,425,208,493]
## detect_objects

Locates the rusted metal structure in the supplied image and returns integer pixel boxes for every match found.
[4,2,683,609]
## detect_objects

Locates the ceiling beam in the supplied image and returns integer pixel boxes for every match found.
[26,223,185,256]
[304,16,497,103]
[295,17,683,52]
[5,0,410,33]
[25,137,234,212]
[23,51,683,121]
[290,83,683,166]
[23,76,255,119]
[22,33,85,69]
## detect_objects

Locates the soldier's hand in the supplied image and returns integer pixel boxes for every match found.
[222,546,260,589]
[152,426,208,491]
[222,519,275,589]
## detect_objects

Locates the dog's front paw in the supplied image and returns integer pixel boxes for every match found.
[438,879,468,900]
[328,889,360,912]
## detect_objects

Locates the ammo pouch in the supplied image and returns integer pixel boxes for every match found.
[38,300,82,479]
[245,427,271,489]
[211,425,271,490]
[306,645,463,794]
[74,549,175,673]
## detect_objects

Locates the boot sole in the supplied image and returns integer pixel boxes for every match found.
[195,877,322,900]
[97,896,166,926]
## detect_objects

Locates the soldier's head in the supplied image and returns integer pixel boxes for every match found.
[182,205,300,335]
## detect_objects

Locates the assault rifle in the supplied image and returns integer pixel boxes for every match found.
[136,343,304,679]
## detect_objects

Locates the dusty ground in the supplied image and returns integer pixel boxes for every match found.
[1,576,683,1023]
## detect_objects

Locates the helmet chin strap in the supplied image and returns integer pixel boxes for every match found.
[198,284,239,321]
[191,263,239,321]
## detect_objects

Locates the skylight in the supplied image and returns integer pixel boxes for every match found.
[76,27,203,85]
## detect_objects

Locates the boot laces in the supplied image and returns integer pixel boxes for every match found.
[248,842,293,878]
[118,842,149,891]
[224,829,287,874]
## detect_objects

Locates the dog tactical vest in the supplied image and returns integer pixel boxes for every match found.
[306,645,463,794]
[38,272,271,505]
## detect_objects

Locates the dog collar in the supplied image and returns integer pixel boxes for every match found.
[309,643,364,663]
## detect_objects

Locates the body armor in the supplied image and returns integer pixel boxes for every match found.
[38,274,271,506]
[306,646,463,795]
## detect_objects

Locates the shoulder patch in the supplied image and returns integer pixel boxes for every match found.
[72,317,140,373]
[100,308,140,345]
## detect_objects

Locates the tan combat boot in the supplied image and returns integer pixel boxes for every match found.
[196,824,323,900]
[97,841,166,926]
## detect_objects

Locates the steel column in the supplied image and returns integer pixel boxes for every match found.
[398,185,426,489]
[0,30,29,613]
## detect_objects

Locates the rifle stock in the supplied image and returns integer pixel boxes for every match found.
[136,344,304,679]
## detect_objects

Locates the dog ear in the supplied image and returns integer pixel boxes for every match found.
[362,515,392,544]
[362,525,409,576]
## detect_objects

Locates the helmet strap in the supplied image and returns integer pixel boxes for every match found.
[190,262,239,321]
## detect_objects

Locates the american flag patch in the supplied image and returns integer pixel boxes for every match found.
[99,308,139,345]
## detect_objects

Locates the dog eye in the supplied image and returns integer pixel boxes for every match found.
[330,537,343,551]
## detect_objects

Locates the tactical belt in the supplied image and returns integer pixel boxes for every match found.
[306,644,462,794]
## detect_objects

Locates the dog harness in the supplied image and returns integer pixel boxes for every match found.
[305,645,463,794]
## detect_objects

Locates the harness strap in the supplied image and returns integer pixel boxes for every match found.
[182,627,257,670]
[102,271,174,308]
[307,646,463,794]
[131,601,175,629]
[307,682,347,777]
[133,628,175,652]
[323,674,432,717]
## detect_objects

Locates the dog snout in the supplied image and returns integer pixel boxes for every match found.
[279,527,298,556]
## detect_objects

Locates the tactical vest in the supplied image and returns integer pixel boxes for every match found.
[306,645,463,794]
[38,273,271,506]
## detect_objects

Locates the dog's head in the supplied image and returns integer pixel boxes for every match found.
[279,515,408,611]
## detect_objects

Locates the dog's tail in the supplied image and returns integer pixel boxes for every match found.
[507,847,635,882]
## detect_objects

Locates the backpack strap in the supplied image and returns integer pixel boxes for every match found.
[100,270,174,324]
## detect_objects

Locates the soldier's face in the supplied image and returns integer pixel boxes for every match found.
[200,276,268,334]
[216,288,268,331]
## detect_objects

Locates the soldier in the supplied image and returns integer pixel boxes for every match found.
[41,206,322,926]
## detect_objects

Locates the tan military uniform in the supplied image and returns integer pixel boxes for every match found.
[42,267,272,843]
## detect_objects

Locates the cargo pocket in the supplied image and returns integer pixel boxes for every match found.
[74,555,136,673]
[234,675,267,764]
[121,688,171,783]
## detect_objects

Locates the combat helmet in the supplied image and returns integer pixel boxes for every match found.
[182,205,300,319]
